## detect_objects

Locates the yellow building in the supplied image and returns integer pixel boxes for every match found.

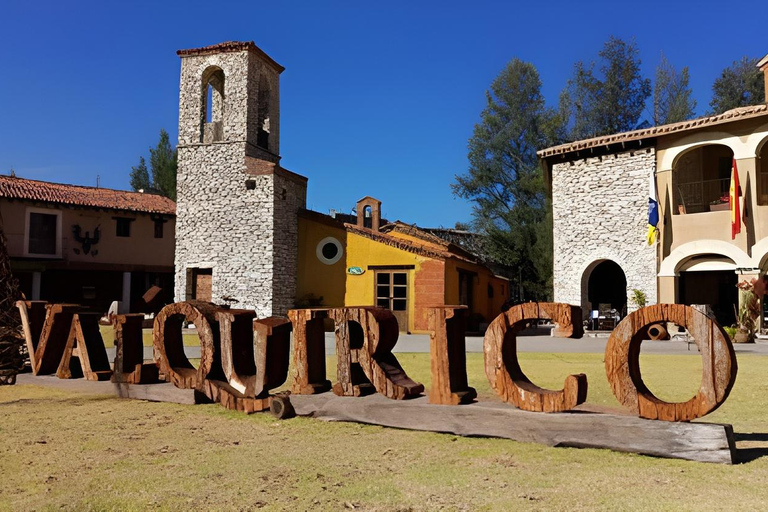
[296,197,510,333]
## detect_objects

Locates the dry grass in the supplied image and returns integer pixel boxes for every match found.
[2,352,768,511]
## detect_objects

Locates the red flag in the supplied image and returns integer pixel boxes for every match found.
[730,158,741,240]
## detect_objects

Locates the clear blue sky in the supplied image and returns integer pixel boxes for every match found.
[1,1,765,227]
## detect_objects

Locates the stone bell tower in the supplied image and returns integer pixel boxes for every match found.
[174,41,307,317]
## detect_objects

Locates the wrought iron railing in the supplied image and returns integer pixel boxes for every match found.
[676,177,730,214]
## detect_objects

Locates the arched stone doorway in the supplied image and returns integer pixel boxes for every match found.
[582,260,627,328]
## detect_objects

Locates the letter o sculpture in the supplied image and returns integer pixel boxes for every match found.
[605,304,737,421]
[484,302,587,412]
[153,301,223,389]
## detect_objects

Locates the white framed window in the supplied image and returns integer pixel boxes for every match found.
[24,207,62,258]
[316,236,343,265]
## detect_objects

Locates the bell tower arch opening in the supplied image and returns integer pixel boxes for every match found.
[200,66,225,143]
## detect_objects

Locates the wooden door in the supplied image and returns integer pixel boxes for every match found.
[193,269,212,302]
[375,271,408,331]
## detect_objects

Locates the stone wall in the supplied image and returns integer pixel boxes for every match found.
[174,45,304,318]
[551,148,657,317]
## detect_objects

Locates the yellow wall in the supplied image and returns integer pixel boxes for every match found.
[296,216,347,306]
[298,216,509,332]
[344,231,428,333]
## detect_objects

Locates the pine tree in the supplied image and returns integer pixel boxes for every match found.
[709,56,765,115]
[129,156,150,192]
[452,59,563,300]
[129,129,178,200]
[653,53,697,125]
[560,36,651,140]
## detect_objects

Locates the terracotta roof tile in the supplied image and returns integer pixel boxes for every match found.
[176,41,285,73]
[0,175,176,215]
[538,104,768,159]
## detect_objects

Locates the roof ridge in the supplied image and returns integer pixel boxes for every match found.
[0,174,163,196]
[538,103,768,158]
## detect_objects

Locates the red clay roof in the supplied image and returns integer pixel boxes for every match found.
[0,175,176,215]
[176,41,285,73]
[538,104,768,159]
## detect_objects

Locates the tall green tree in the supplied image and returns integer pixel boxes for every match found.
[452,59,562,301]
[129,156,150,192]
[709,56,765,115]
[653,53,696,125]
[560,36,651,140]
[129,129,178,200]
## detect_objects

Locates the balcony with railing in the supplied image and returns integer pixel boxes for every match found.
[676,177,730,214]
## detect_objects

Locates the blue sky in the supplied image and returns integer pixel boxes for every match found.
[1,1,765,227]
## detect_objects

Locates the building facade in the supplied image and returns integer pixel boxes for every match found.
[174,41,510,331]
[174,41,306,318]
[0,176,175,312]
[540,56,768,327]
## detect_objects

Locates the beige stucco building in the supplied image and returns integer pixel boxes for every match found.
[0,175,176,312]
[540,55,768,327]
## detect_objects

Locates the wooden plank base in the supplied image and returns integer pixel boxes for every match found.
[17,374,197,405]
[285,393,736,464]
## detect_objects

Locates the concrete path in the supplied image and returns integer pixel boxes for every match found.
[106,332,768,361]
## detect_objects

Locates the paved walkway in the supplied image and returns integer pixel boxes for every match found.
[106,332,768,360]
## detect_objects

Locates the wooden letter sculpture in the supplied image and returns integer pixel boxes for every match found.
[153,301,222,389]
[605,304,737,421]
[288,308,332,394]
[112,314,159,384]
[212,311,291,413]
[15,300,47,371]
[484,302,587,412]
[57,312,113,381]
[427,306,476,405]
[27,304,81,375]
[329,307,424,399]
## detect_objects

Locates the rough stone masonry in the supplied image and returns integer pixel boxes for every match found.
[174,42,306,317]
[551,148,657,317]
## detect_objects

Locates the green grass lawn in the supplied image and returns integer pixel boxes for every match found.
[98,325,200,347]
[2,352,768,510]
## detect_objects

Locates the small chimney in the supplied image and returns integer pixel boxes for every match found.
[759,53,768,103]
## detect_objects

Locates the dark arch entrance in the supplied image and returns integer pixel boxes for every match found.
[587,260,627,317]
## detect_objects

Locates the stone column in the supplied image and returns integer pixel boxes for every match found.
[121,271,131,314]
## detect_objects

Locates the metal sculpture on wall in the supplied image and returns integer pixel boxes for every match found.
[72,225,100,256]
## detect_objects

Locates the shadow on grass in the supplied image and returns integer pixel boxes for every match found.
[734,432,768,463]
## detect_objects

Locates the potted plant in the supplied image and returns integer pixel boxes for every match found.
[734,279,761,343]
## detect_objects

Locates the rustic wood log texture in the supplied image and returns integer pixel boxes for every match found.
[30,304,82,375]
[427,306,476,405]
[606,304,737,421]
[329,307,424,400]
[288,308,332,394]
[646,323,670,341]
[484,302,587,413]
[153,301,223,389]
[284,393,736,464]
[214,311,290,413]
[56,313,113,381]
[197,378,272,414]
[15,300,47,370]
[112,314,159,384]
[56,314,105,380]
[253,316,291,395]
